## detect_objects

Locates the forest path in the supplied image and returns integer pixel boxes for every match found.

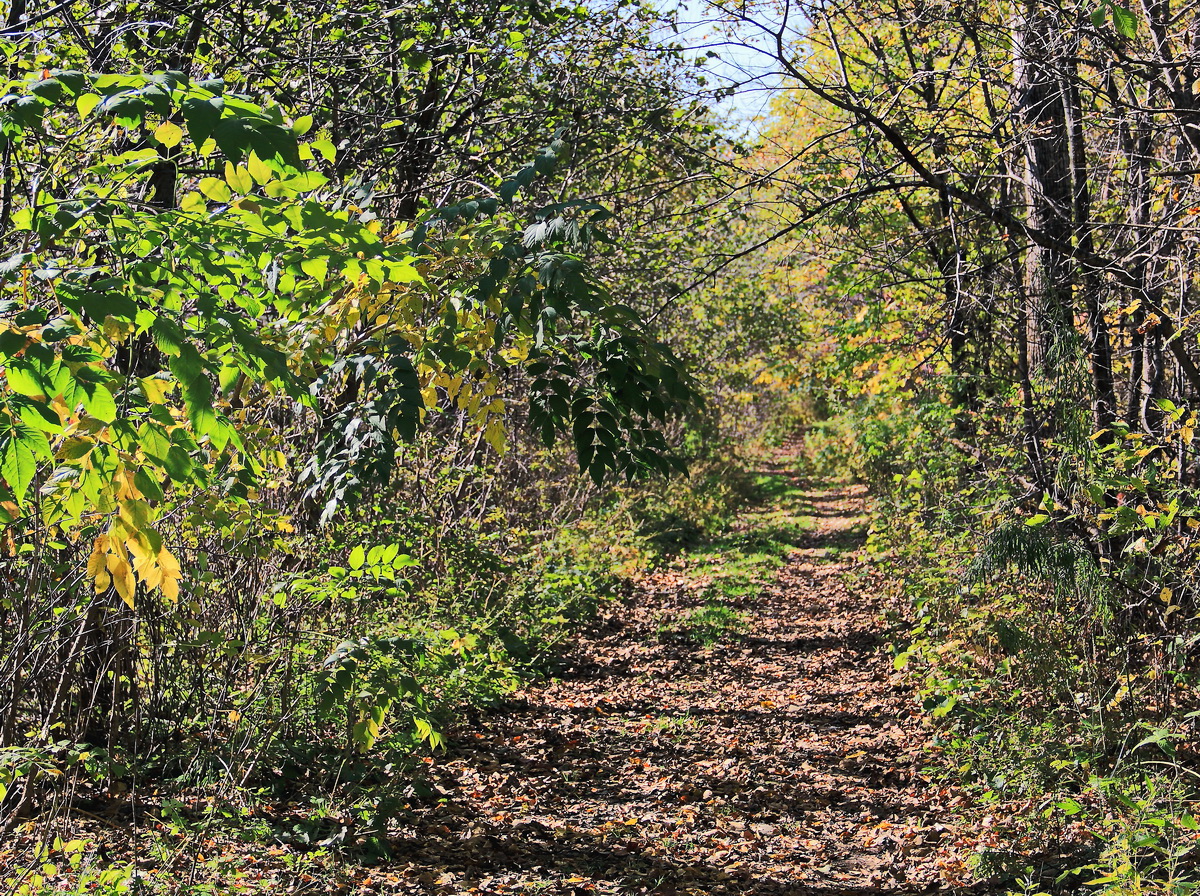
[389,461,985,894]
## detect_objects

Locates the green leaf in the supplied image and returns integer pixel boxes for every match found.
[28,78,64,102]
[80,383,118,423]
[152,318,185,357]
[180,191,207,214]
[6,363,45,398]
[60,281,138,321]
[931,695,958,718]
[182,376,216,436]
[138,423,172,464]
[76,93,101,117]
[101,94,147,128]
[199,177,232,203]
[41,318,77,342]
[272,171,328,192]
[164,444,197,483]
[0,427,39,504]
[212,117,252,164]
[1111,2,1137,37]
[169,344,203,386]
[300,257,328,282]
[15,398,62,433]
[349,545,366,570]
[168,345,216,435]
[0,252,31,279]
[181,96,224,146]
[309,138,336,162]
[53,70,88,96]
[134,466,164,501]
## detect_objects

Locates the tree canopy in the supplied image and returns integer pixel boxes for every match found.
[4,0,1200,891]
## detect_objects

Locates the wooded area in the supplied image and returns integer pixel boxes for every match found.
[2,0,1199,892]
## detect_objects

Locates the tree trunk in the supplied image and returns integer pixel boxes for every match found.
[1013,3,1076,375]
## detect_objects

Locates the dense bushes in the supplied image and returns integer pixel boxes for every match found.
[0,0,731,855]
[827,392,1200,893]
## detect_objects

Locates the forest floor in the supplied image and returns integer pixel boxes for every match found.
[7,460,1011,895]
[363,461,996,895]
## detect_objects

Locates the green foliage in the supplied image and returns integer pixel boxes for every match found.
[1074,779,1200,895]
[3,837,134,896]
[0,67,697,576]
[844,395,1200,891]
[796,418,863,482]
[0,0,731,889]
[629,459,756,551]
[316,634,441,752]
[659,602,747,647]
[1092,0,1139,38]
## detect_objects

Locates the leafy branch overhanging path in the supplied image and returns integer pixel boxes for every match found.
[388,467,992,895]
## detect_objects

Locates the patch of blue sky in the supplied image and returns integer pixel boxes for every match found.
[647,0,795,137]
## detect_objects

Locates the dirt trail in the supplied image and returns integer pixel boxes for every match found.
[388,472,984,894]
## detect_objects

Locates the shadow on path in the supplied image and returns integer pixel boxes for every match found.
[379,465,1005,894]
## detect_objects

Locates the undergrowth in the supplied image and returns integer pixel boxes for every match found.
[0,430,762,893]
[829,397,1200,896]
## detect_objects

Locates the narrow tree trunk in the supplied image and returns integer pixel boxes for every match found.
[1063,58,1116,431]
[1013,4,1076,375]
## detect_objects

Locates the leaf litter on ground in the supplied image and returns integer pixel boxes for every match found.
[5,455,1039,895]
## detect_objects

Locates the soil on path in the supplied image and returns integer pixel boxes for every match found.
[388,469,988,895]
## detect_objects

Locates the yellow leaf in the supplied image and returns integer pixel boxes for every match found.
[224,162,253,194]
[142,565,164,591]
[161,576,179,602]
[199,177,231,203]
[1107,684,1129,710]
[108,556,135,608]
[180,191,206,214]
[154,121,184,148]
[127,538,156,579]
[246,152,273,185]
[86,542,107,577]
[115,471,140,502]
[484,419,507,455]
[94,570,111,593]
[86,553,106,578]
[119,499,152,531]
[113,580,134,609]
[157,547,181,578]
[59,436,95,460]
[140,376,168,404]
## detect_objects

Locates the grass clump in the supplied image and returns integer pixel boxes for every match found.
[659,602,748,647]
